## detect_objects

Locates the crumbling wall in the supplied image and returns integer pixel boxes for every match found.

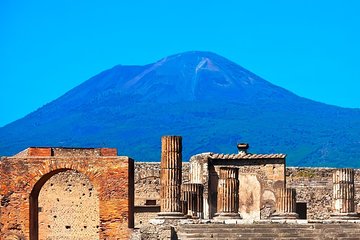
[134,163,360,222]
[134,162,189,227]
[188,153,285,220]
[0,147,134,240]
[286,167,360,220]
[134,162,189,206]
[38,170,99,239]
[135,158,284,221]
[210,159,285,220]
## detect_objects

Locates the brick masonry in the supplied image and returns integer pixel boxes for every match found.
[38,170,99,239]
[0,147,134,240]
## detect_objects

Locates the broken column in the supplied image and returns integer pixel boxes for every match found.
[330,168,359,219]
[181,183,204,218]
[157,136,184,218]
[215,167,241,219]
[272,188,298,219]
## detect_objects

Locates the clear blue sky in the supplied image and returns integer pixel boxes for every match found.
[1,0,359,127]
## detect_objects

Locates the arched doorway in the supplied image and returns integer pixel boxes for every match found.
[30,169,99,240]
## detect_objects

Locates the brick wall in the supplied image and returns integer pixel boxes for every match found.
[0,147,134,240]
[38,170,99,239]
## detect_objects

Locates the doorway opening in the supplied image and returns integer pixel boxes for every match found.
[296,202,307,219]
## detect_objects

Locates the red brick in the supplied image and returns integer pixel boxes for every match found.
[0,147,134,240]
[28,147,52,156]
[100,148,118,156]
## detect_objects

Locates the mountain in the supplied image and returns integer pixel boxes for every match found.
[0,51,359,167]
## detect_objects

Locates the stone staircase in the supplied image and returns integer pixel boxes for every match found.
[176,223,360,240]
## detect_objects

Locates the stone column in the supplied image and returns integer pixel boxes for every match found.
[214,167,241,219]
[272,188,298,219]
[180,200,188,216]
[157,136,184,218]
[181,183,204,218]
[330,168,359,219]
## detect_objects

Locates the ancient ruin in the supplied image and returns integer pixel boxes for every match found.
[157,136,184,218]
[271,188,298,219]
[214,167,241,219]
[0,147,134,240]
[1,137,360,239]
[331,168,358,219]
[181,183,203,218]
[133,139,360,239]
[188,143,286,220]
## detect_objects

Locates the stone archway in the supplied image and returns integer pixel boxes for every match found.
[1,147,134,239]
[30,169,100,240]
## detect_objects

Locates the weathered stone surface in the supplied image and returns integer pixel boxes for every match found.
[215,167,240,219]
[135,165,360,223]
[133,162,189,227]
[0,147,134,240]
[287,167,360,220]
[240,174,262,220]
[139,221,176,240]
[189,149,285,220]
[272,188,299,219]
[177,222,360,240]
[181,183,204,218]
[158,136,184,217]
[332,169,355,213]
[330,168,359,219]
[38,170,99,239]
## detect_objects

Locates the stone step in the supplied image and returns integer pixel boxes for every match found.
[180,233,326,238]
[179,232,360,237]
[180,223,360,229]
[179,227,337,232]
[179,225,360,232]
[337,238,360,240]
[180,237,357,240]
[178,233,360,239]
[177,223,360,240]
[180,237,320,240]
[178,228,315,233]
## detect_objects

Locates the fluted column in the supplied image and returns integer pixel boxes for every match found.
[330,168,359,219]
[181,183,204,218]
[214,167,241,219]
[272,188,298,219]
[157,136,185,218]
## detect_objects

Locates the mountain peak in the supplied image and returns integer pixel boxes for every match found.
[156,51,231,66]
[119,51,294,103]
[0,51,359,168]
[168,50,224,59]
[57,51,296,105]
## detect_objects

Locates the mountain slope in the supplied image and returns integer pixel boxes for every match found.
[1,51,359,167]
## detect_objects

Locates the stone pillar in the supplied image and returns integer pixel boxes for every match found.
[157,136,185,218]
[181,183,204,218]
[330,168,359,219]
[272,188,298,219]
[180,200,188,216]
[214,167,241,219]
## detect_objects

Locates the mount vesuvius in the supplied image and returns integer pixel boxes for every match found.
[1,51,359,167]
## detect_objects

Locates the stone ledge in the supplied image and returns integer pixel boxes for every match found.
[181,219,360,224]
